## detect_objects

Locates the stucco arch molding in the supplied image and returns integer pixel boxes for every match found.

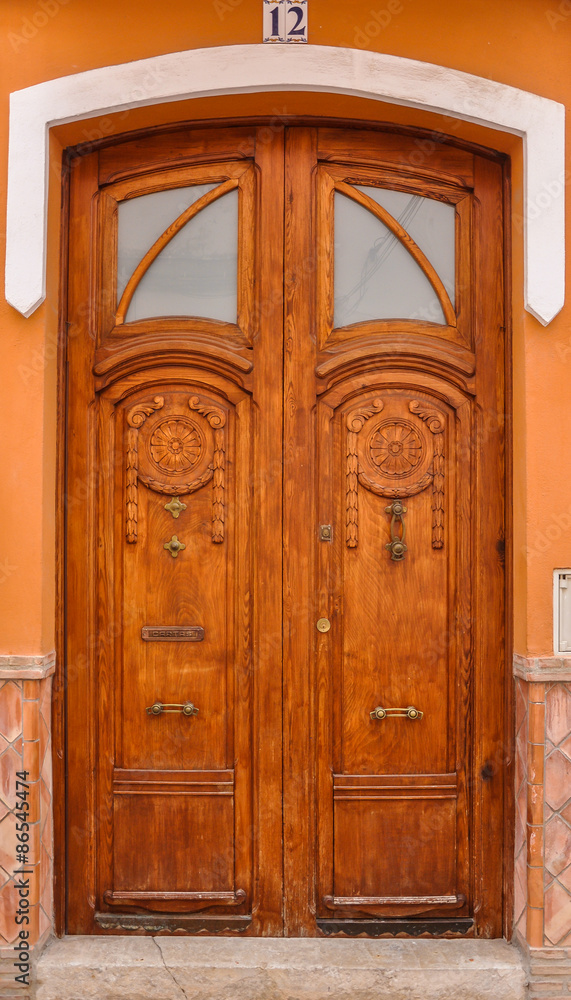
[5,44,565,325]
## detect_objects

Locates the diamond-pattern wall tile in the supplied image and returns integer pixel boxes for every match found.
[544,815,571,876]
[0,814,17,875]
[559,865,571,893]
[514,678,529,931]
[545,750,571,811]
[0,748,20,809]
[514,849,526,924]
[0,674,54,956]
[515,799,526,856]
[546,683,571,746]
[516,680,527,735]
[545,880,571,944]
[0,683,22,745]
[0,881,19,945]
[515,736,525,791]
[38,904,50,940]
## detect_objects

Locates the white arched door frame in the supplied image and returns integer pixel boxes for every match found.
[4,44,565,325]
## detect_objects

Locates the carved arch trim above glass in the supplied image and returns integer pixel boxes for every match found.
[318,166,470,351]
[98,161,255,346]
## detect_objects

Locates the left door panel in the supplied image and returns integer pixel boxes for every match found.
[64,127,285,934]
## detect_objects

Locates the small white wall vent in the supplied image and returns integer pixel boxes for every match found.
[554,570,571,654]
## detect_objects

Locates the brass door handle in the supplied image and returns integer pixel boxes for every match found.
[146,702,199,717]
[385,500,407,561]
[370,705,423,721]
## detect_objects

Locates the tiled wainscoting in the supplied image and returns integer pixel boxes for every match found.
[514,654,571,998]
[1,651,571,997]
[0,655,55,998]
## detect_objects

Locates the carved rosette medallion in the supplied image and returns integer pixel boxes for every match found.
[149,418,204,476]
[125,393,227,545]
[368,420,423,478]
[345,395,445,549]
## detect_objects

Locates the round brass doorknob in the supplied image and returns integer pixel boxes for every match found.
[316,618,331,633]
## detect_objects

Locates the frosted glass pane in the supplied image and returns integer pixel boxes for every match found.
[117,185,217,302]
[356,187,455,308]
[334,188,455,328]
[118,186,238,324]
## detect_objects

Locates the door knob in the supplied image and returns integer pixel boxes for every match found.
[370,705,423,720]
[164,535,186,557]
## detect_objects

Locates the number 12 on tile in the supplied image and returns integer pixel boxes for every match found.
[263,0,308,42]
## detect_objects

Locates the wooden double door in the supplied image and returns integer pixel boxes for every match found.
[65,123,507,936]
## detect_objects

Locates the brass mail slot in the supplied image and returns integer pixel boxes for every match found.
[141,626,204,642]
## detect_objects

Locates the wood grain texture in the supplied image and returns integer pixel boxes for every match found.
[64,149,101,934]
[282,127,318,935]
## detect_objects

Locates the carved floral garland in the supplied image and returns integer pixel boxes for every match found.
[126,396,164,544]
[125,394,227,544]
[345,396,445,550]
[346,398,384,548]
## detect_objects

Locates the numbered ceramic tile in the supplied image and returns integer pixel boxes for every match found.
[263,0,285,41]
[263,0,307,42]
[286,0,307,42]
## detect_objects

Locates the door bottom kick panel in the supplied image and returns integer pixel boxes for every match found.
[317,917,475,937]
[95,912,252,933]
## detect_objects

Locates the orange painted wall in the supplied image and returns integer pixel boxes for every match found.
[0,0,569,655]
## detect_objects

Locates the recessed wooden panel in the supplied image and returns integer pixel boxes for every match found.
[112,789,234,896]
[338,389,455,776]
[333,794,457,900]
[113,386,233,773]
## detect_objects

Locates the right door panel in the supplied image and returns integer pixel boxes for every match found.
[283,129,507,936]
[317,379,471,917]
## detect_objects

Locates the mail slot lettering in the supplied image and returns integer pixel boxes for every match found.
[141,626,205,641]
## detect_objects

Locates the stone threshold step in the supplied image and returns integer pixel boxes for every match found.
[35,936,528,1000]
